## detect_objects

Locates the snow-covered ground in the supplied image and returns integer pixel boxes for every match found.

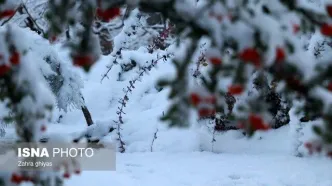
[67,152,332,186]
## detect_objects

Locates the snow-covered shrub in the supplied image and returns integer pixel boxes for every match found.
[3,0,332,185]
[35,0,332,155]
[0,24,79,185]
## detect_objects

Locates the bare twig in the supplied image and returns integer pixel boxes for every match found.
[113,54,172,153]
[100,63,115,83]
[211,129,216,152]
[21,3,45,35]
[101,49,122,83]
[193,43,207,78]
[0,5,21,26]
[150,128,158,152]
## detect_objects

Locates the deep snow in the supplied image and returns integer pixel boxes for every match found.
[1,23,332,186]
[2,41,330,185]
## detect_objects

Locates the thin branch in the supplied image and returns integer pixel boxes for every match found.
[114,53,172,153]
[100,55,118,83]
[150,128,158,152]
[0,5,21,26]
[21,3,45,35]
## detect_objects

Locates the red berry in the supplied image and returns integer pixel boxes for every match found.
[190,93,201,107]
[10,51,20,65]
[96,7,121,22]
[0,64,11,76]
[63,172,71,179]
[40,125,46,132]
[0,9,15,19]
[74,169,81,174]
[239,48,261,67]
[326,5,332,17]
[304,142,312,149]
[10,173,23,184]
[49,35,57,43]
[275,47,285,63]
[198,108,215,117]
[96,8,104,17]
[249,114,263,125]
[73,55,94,67]
[104,8,121,21]
[249,114,270,131]
[320,23,332,36]
[209,57,222,65]
[327,82,332,91]
[228,84,244,95]
[293,24,300,34]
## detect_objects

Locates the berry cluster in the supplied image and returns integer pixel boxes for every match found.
[190,93,217,118]
[11,173,35,184]
[0,51,21,76]
[0,9,15,19]
[319,5,332,36]
[10,169,81,184]
[238,46,286,68]
[239,114,270,132]
[96,7,121,22]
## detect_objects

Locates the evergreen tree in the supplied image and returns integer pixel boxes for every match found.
[44,55,94,126]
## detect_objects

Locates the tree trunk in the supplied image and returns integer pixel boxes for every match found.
[81,106,93,126]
